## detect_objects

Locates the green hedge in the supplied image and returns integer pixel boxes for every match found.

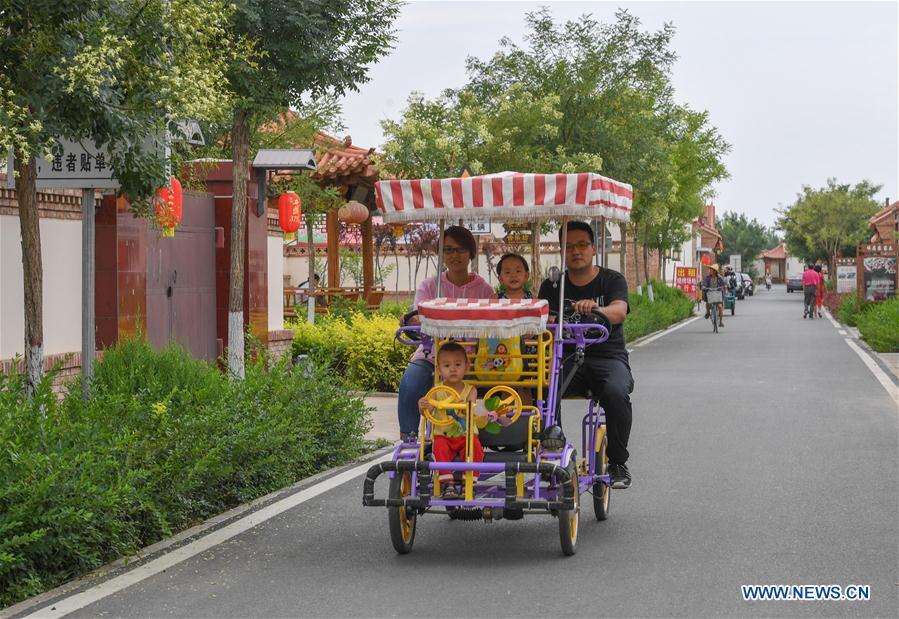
[291,281,693,392]
[838,294,864,326]
[836,295,898,352]
[624,280,695,341]
[291,312,414,392]
[856,298,899,353]
[0,339,370,607]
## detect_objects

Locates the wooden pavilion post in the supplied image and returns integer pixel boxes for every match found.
[361,213,374,295]
[326,209,340,288]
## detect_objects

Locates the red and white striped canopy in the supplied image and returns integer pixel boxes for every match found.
[375,172,632,224]
[418,298,549,339]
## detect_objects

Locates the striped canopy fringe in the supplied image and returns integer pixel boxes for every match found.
[375,172,632,224]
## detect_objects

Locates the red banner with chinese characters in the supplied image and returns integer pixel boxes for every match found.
[675,266,699,300]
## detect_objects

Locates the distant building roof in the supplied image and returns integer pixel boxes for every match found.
[761,243,786,260]
[868,200,898,242]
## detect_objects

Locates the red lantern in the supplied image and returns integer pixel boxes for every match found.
[701,254,711,265]
[278,191,302,241]
[155,177,183,237]
[337,200,369,225]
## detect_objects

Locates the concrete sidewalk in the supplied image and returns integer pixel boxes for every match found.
[363,393,399,442]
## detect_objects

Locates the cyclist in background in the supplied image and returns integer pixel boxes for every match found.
[702,263,726,328]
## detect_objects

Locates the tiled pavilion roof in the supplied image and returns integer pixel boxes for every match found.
[310,132,378,183]
[761,243,786,260]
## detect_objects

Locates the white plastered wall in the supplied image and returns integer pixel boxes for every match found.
[1,214,82,358]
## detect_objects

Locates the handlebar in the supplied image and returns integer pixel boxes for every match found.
[395,326,426,346]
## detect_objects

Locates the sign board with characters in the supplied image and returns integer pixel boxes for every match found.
[856,243,898,303]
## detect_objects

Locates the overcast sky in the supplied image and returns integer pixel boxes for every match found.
[339,0,898,228]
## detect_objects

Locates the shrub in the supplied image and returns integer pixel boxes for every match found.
[344,313,413,392]
[326,296,371,322]
[838,294,864,326]
[822,291,847,316]
[291,315,353,366]
[856,298,899,353]
[291,313,412,392]
[0,338,370,607]
[624,280,695,342]
[376,300,410,319]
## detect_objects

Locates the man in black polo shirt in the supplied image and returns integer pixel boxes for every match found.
[538,221,634,489]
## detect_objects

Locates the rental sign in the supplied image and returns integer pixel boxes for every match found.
[675,266,699,300]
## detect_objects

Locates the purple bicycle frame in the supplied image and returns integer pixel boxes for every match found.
[371,320,612,509]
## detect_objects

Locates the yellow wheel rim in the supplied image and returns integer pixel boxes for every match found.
[596,428,609,511]
[399,472,414,543]
[568,465,579,544]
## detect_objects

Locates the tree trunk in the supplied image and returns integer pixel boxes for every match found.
[642,241,651,285]
[632,228,641,288]
[228,108,250,378]
[618,223,627,279]
[15,153,43,396]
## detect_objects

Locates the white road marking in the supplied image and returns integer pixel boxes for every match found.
[823,308,841,329]
[630,316,702,349]
[838,330,847,336]
[844,338,899,408]
[21,454,391,618]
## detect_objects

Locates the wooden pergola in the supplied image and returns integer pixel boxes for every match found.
[309,132,381,298]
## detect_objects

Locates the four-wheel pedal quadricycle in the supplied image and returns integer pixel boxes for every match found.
[362,170,633,555]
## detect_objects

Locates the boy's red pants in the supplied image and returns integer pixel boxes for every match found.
[433,435,484,483]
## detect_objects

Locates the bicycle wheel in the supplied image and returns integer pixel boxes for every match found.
[558,455,579,556]
[593,430,610,521]
[388,472,417,554]
[712,308,718,333]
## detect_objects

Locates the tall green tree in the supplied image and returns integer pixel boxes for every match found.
[220,0,399,377]
[0,0,235,394]
[381,8,729,286]
[776,179,882,274]
[718,212,778,277]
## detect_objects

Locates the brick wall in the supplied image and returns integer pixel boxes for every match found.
[0,351,103,397]
[0,176,98,220]
[618,237,662,290]
[267,329,294,362]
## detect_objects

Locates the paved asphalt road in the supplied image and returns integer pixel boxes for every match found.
[20,287,899,618]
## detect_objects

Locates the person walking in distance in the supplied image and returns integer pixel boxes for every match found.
[802,263,819,319]
[814,264,825,318]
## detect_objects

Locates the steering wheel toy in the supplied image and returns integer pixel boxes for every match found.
[482,386,524,424]
[422,386,469,427]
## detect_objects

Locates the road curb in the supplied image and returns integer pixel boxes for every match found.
[1,446,394,619]
[824,308,899,388]
[627,311,700,350]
